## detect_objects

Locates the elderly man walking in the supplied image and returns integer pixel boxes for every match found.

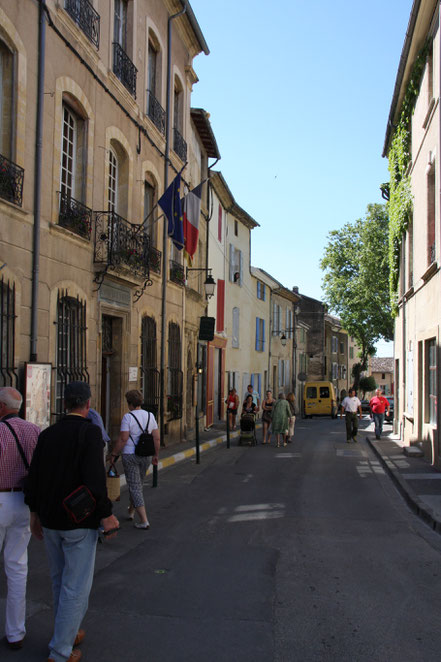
[0,386,40,651]
[340,388,362,443]
[369,388,390,439]
[25,381,119,662]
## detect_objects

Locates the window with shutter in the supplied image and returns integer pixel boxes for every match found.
[232,307,240,348]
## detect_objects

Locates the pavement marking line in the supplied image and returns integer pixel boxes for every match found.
[275,453,302,458]
[403,474,441,480]
[235,503,285,512]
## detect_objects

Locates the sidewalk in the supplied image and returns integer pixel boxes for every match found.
[116,420,259,487]
[365,425,441,534]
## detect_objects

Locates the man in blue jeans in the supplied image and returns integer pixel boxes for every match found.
[24,382,119,662]
[369,388,390,439]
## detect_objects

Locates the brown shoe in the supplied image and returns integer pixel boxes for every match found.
[47,649,82,662]
[74,629,85,646]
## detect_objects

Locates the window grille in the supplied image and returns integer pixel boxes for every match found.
[141,316,159,418]
[0,277,17,386]
[54,291,89,420]
[167,322,182,420]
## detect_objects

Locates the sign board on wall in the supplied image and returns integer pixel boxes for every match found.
[24,363,51,430]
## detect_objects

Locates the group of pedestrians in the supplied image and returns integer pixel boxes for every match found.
[340,387,390,443]
[0,381,160,662]
[227,384,297,448]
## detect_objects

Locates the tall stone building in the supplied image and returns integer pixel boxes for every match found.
[0,0,210,443]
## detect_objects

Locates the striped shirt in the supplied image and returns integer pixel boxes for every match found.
[0,416,40,489]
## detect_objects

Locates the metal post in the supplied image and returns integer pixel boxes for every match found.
[195,397,200,464]
[226,408,230,448]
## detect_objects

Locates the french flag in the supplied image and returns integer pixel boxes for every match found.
[183,182,203,262]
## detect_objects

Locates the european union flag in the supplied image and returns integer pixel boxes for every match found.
[158,173,184,250]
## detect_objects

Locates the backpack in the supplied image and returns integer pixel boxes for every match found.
[129,412,155,457]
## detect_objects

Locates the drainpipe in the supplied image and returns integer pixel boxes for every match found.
[268,289,272,389]
[159,4,187,445]
[30,0,47,362]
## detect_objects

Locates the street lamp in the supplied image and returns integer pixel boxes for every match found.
[186,267,216,299]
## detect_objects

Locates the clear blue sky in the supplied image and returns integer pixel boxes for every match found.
[189,1,414,355]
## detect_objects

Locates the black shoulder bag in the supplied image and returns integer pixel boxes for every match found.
[129,412,155,457]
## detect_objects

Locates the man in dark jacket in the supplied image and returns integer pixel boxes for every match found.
[24,382,119,662]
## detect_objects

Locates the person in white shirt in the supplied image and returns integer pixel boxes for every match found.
[340,388,362,443]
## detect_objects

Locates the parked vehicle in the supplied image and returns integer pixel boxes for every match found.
[361,399,371,414]
[385,396,394,423]
[303,381,337,418]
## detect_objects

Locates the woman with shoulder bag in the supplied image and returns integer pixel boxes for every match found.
[110,390,159,529]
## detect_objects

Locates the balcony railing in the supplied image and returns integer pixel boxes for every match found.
[169,259,185,286]
[94,211,150,279]
[146,91,166,135]
[58,191,92,239]
[173,127,187,162]
[64,0,100,48]
[113,42,137,98]
[0,153,24,207]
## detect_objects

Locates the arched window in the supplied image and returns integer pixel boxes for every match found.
[108,147,119,213]
[173,76,186,161]
[58,100,91,238]
[0,39,23,207]
[143,174,157,247]
[0,276,17,387]
[167,322,182,420]
[55,291,88,420]
[0,39,13,159]
[141,315,159,417]
[146,31,164,134]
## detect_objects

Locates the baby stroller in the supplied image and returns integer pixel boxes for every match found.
[238,411,257,446]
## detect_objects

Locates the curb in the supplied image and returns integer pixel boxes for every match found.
[366,436,441,534]
[117,428,244,489]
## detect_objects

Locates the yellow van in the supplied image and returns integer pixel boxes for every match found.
[303,381,337,418]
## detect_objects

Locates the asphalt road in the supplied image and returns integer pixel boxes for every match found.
[3,415,441,661]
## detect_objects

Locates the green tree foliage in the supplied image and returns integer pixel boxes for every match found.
[320,204,394,378]
[359,375,377,397]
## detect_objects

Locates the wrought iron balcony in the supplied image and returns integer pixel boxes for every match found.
[64,0,100,48]
[0,153,24,207]
[169,259,185,286]
[146,91,165,135]
[58,191,92,239]
[173,127,187,162]
[113,42,137,98]
[94,211,150,279]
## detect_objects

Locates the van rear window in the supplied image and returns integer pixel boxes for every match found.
[319,387,330,398]
[306,387,317,398]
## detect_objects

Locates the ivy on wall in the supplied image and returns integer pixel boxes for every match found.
[387,44,429,312]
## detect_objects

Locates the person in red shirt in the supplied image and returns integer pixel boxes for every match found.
[369,388,390,439]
